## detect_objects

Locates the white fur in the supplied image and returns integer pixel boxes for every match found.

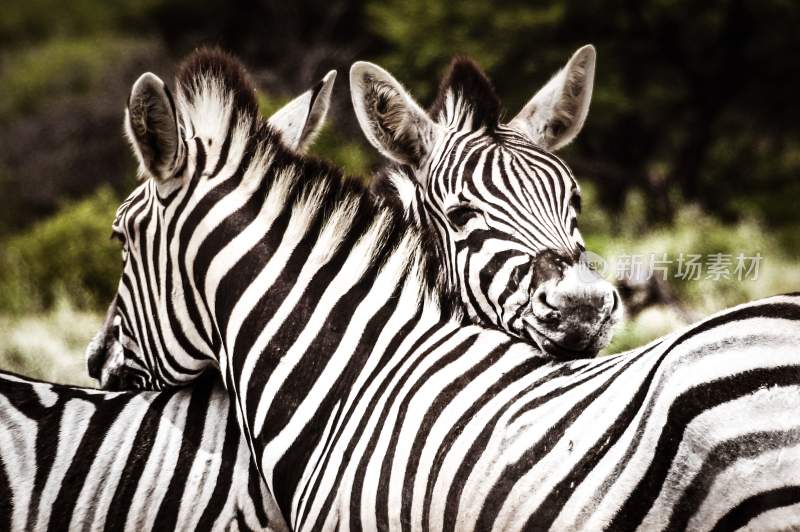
[509,45,596,150]
[268,70,336,153]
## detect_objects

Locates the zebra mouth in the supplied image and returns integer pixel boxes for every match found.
[523,321,599,360]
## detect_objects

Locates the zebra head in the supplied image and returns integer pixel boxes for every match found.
[86,52,337,390]
[350,46,622,359]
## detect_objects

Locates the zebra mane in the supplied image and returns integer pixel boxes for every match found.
[276,158,458,319]
[176,47,260,116]
[370,56,503,212]
[429,56,502,130]
[174,48,457,320]
[173,47,269,146]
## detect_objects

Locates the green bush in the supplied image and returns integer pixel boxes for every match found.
[0,186,120,312]
[257,92,374,178]
[579,182,800,354]
[584,191,799,314]
[0,36,143,120]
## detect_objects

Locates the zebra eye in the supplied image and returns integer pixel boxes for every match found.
[570,193,582,214]
[446,205,482,228]
[111,230,128,262]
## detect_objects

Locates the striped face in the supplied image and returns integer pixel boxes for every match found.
[86,51,337,389]
[352,48,622,358]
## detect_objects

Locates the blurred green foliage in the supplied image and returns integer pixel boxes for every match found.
[257,92,375,177]
[581,180,800,353]
[368,1,566,103]
[586,179,799,302]
[312,126,374,178]
[0,37,141,119]
[0,0,156,44]
[0,187,120,313]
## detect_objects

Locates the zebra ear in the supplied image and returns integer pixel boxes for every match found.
[509,45,596,151]
[350,61,437,167]
[268,70,337,153]
[125,73,184,180]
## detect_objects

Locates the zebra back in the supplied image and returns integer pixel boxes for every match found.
[0,369,287,531]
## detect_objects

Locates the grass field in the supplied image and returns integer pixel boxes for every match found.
[0,300,98,386]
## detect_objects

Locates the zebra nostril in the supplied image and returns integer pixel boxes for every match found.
[538,290,558,311]
[611,290,620,314]
[532,288,561,323]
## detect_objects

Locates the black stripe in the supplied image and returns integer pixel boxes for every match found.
[521,345,679,529]
[208,111,238,178]
[271,263,403,524]
[49,394,132,529]
[196,400,249,529]
[298,310,430,530]
[153,378,215,529]
[399,340,511,531]
[226,198,295,356]
[667,429,800,531]
[432,361,579,532]
[473,352,645,532]
[606,300,800,529]
[27,395,68,530]
[711,485,800,532]
[160,137,210,372]
[104,391,176,531]
[608,365,800,531]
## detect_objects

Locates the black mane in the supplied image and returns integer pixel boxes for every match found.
[176,47,261,120]
[174,48,457,320]
[428,56,501,129]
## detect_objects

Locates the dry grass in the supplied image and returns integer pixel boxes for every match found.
[0,300,100,386]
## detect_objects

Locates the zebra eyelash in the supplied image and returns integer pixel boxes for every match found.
[446,205,483,228]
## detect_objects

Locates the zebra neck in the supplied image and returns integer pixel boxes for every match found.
[260,319,548,528]
[186,145,457,495]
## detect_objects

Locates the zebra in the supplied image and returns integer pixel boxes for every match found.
[0,368,286,531]
[87,44,620,392]
[0,51,338,532]
[87,48,338,390]
[88,48,800,530]
[351,45,624,359]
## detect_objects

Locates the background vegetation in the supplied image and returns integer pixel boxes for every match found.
[1,0,798,384]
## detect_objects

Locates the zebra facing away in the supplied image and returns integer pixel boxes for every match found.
[86,47,800,530]
[0,59,338,532]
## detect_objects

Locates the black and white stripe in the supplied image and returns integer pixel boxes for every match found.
[5,62,336,523]
[0,369,286,531]
[351,49,622,358]
[91,48,800,530]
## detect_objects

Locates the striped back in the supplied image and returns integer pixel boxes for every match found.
[0,369,286,531]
